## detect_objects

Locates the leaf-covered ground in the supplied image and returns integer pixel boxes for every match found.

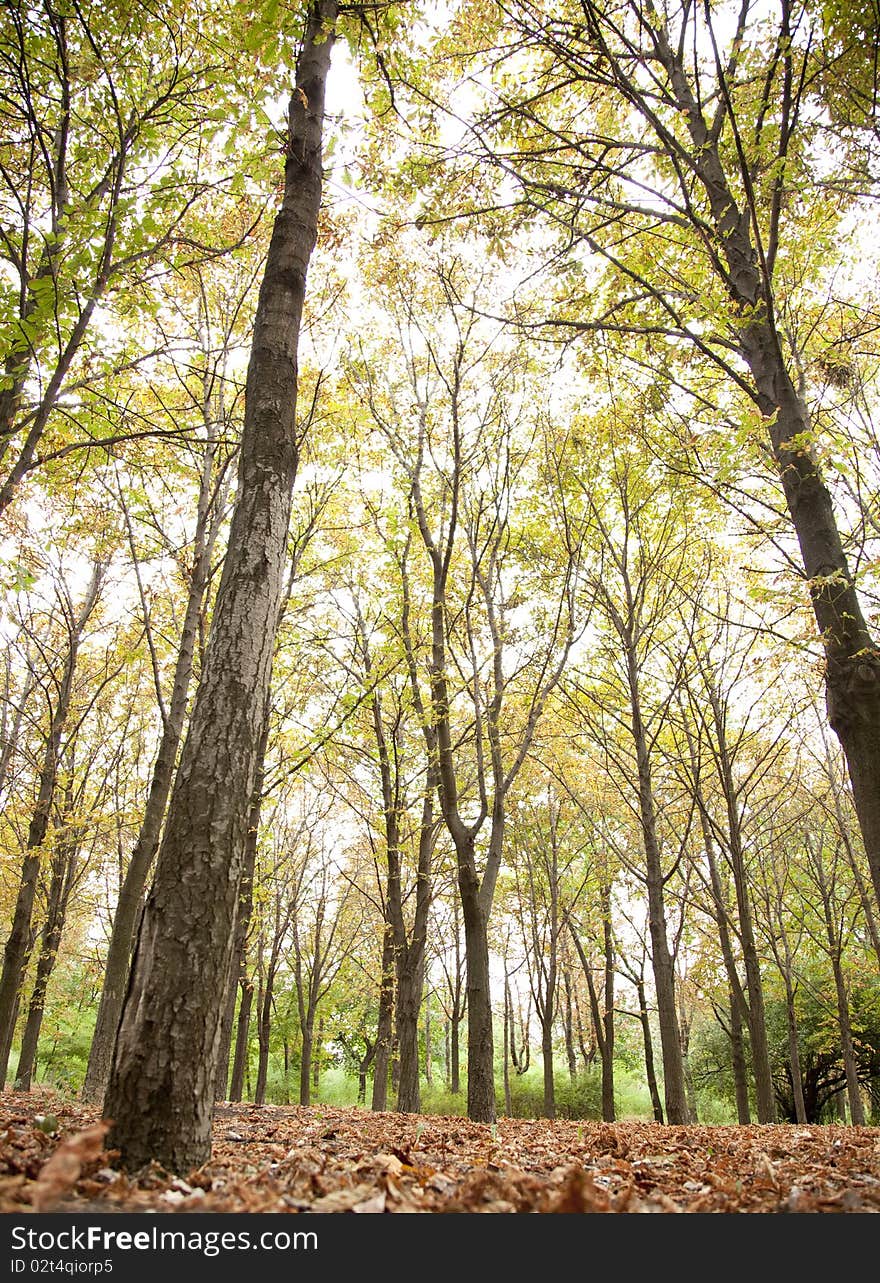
[1,1090,878,1214]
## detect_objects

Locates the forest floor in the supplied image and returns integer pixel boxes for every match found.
[0,1089,878,1214]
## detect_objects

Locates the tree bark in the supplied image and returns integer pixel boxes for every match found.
[83,439,219,1104]
[636,976,664,1124]
[649,17,880,920]
[784,977,808,1125]
[228,968,253,1103]
[0,563,103,1084]
[371,925,394,1111]
[728,994,752,1126]
[102,2,337,1172]
[14,843,77,1090]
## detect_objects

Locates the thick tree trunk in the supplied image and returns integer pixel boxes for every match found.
[83,508,213,1104]
[459,859,495,1122]
[102,3,337,1172]
[395,965,423,1114]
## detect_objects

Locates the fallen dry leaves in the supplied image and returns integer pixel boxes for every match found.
[0,1090,877,1214]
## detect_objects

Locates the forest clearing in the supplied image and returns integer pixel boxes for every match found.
[3,0,880,1219]
[1,1091,878,1214]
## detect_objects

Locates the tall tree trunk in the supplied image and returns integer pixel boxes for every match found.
[0,563,103,1084]
[450,1009,461,1095]
[784,977,807,1125]
[636,977,664,1124]
[503,977,513,1115]
[705,688,776,1124]
[459,857,495,1122]
[254,959,276,1107]
[299,1018,314,1107]
[563,969,578,1083]
[424,987,432,1085]
[229,968,253,1103]
[14,844,77,1090]
[649,18,880,918]
[312,1016,323,1095]
[395,966,423,1114]
[215,734,263,1100]
[371,926,394,1111]
[601,889,615,1122]
[682,710,755,1122]
[102,3,337,1172]
[83,457,217,1104]
[728,994,752,1125]
[830,953,865,1125]
[623,636,689,1123]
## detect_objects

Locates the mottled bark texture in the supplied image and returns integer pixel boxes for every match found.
[102,2,337,1173]
[83,438,219,1104]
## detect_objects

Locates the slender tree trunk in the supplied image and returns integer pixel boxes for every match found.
[300,1014,315,1106]
[14,846,77,1090]
[728,995,751,1125]
[424,987,432,1085]
[683,713,757,1122]
[503,977,513,1115]
[229,969,253,1103]
[312,1016,323,1095]
[830,953,866,1125]
[636,977,664,1124]
[679,1005,698,1124]
[371,926,394,1111]
[450,1010,461,1096]
[0,564,103,1085]
[563,969,577,1083]
[707,691,776,1124]
[601,892,615,1122]
[624,639,689,1123]
[784,978,807,1125]
[103,3,338,1172]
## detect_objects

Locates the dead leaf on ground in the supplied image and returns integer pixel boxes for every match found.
[30,1122,110,1212]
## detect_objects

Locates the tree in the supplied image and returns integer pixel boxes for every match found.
[438,0,880,921]
[103,1,339,1172]
[0,555,107,1083]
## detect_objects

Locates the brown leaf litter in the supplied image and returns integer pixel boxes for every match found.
[0,1090,877,1214]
